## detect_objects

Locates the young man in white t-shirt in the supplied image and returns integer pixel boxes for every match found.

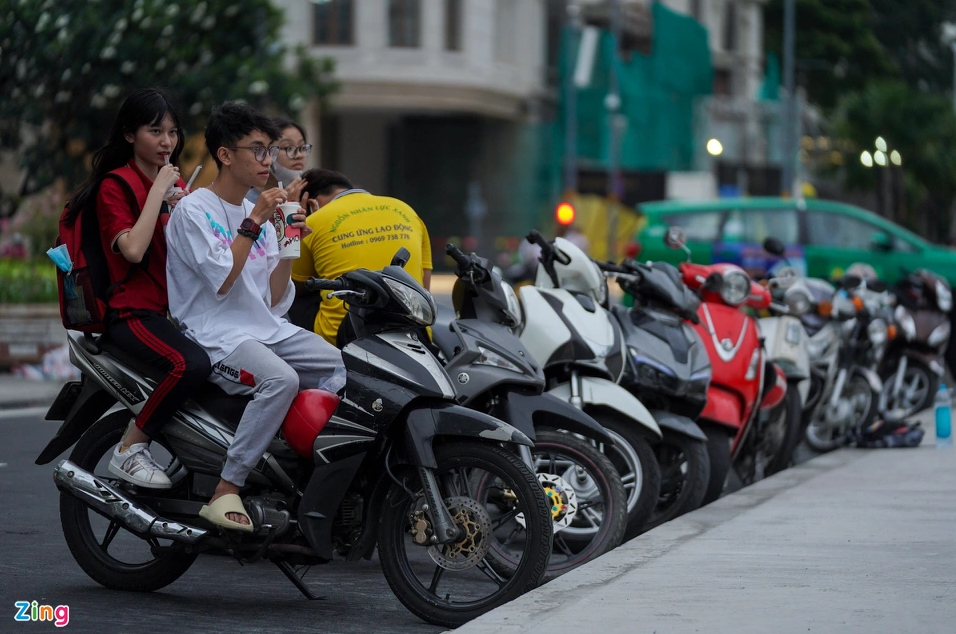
[166,102,346,532]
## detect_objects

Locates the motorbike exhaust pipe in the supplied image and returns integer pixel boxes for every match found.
[53,459,208,545]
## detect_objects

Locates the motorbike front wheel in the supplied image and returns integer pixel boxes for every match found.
[766,388,804,475]
[589,413,662,541]
[59,411,197,592]
[378,440,553,628]
[642,431,709,531]
[881,361,937,419]
[805,373,878,452]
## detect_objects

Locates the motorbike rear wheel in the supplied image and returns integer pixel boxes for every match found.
[378,440,552,628]
[642,431,709,531]
[59,411,197,592]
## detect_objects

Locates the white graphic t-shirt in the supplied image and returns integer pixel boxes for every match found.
[166,188,297,363]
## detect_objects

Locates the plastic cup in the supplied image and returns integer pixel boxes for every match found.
[275,202,302,259]
[165,185,183,201]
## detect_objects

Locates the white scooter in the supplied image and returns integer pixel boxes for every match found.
[516,231,663,537]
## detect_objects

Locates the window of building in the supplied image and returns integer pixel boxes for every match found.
[312,0,354,46]
[495,0,517,63]
[389,0,421,48]
[445,0,463,51]
[722,1,737,52]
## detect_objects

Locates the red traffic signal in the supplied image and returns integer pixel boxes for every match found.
[555,202,576,226]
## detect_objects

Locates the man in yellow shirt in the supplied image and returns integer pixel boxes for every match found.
[291,169,432,345]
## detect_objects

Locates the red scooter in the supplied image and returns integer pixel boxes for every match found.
[664,229,787,504]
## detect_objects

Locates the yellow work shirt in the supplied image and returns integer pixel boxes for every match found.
[291,191,432,345]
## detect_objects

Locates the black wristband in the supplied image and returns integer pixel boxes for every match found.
[237,227,260,240]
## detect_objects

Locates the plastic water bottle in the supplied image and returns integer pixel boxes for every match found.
[935,384,952,449]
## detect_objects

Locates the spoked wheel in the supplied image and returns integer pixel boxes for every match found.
[643,431,709,531]
[59,411,197,592]
[589,413,661,542]
[378,440,552,628]
[881,362,936,419]
[805,374,878,452]
[478,430,626,580]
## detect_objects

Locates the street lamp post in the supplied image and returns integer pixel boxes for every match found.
[563,1,581,193]
[606,0,623,261]
[781,0,796,196]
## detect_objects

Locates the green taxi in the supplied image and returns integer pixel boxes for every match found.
[635,197,956,285]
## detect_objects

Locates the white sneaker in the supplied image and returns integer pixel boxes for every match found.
[108,442,172,489]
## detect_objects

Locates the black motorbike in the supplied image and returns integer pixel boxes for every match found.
[599,259,712,531]
[39,250,553,628]
[431,244,626,575]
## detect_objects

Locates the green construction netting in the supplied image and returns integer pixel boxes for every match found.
[556,1,713,172]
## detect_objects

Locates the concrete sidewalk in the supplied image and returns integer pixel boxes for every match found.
[455,413,956,634]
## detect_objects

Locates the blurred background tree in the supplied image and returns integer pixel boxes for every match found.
[0,0,338,200]
[832,81,956,236]
[764,0,895,110]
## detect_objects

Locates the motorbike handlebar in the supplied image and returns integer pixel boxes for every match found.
[305,277,346,292]
[445,243,471,269]
[526,229,571,265]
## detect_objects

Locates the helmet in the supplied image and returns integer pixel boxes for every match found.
[281,389,341,458]
[534,237,607,305]
[846,262,878,281]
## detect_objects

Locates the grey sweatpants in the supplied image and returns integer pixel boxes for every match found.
[210,329,346,487]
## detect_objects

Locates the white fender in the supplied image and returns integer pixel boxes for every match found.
[548,377,662,438]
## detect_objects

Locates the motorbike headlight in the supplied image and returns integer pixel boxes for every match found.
[929,322,951,348]
[867,318,887,346]
[936,279,952,312]
[784,289,812,316]
[383,277,435,326]
[500,280,522,328]
[719,269,751,306]
[894,305,916,341]
[474,346,523,373]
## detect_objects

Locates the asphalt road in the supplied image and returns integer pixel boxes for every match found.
[0,410,446,634]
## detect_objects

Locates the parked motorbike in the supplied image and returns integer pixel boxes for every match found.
[756,238,811,472]
[800,274,885,452]
[39,250,553,628]
[879,268,952,419]
[517,231,664,539]
[597,258,712,530]
[429,243,626,577]
[665,228,788,503]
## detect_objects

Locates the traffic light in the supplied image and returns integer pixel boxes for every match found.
[555,202,576,226]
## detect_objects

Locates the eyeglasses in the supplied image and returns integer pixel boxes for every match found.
[279,144,313,159]
[228,145,280,162]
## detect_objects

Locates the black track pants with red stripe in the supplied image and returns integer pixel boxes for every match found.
[108,311,212,438]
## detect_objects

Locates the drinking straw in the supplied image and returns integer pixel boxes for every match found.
[185,165,202,191]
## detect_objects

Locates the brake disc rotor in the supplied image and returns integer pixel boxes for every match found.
[426,496,492,571]
[516,472,578,533]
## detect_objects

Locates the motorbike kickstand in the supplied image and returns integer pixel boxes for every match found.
[274,560,326,601]
[240,526,276,564]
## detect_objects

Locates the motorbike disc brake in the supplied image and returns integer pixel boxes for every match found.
[426,496,492,571]
[516,472,578,533]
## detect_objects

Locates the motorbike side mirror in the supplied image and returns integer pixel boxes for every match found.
[664,227,686,250]
[762,237,786,256]
[391,247,411,268]
[840,274,862,290]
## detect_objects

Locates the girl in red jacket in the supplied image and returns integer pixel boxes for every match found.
[65,88,211,488]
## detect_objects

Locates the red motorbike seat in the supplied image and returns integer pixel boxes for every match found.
[282,390,341,458]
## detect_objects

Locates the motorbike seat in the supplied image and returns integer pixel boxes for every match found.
[94,336,252,427]
[432,305,462,360]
